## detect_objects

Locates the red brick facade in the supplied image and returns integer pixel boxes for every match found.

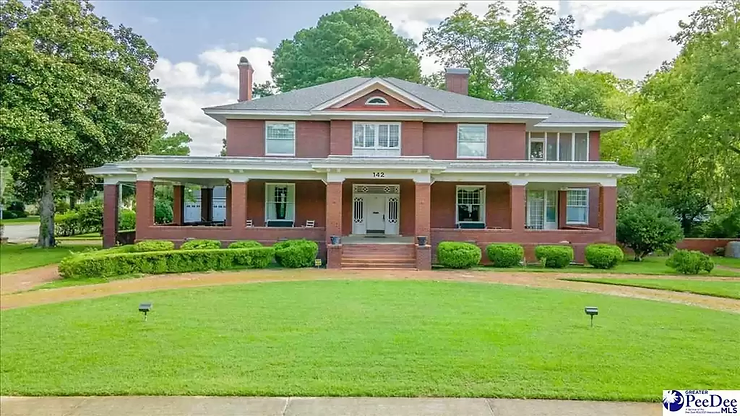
[332,90,425,111]
[103,184,118,248]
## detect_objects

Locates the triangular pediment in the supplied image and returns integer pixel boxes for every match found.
[312,78,441,112]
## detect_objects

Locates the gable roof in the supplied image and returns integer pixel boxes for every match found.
[203,76,624,129]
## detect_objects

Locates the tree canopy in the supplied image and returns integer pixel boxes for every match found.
[0,0,166,246]
[149,131,192,156]
[270,6,421,92]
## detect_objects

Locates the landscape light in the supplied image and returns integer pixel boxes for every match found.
[584,306,598,327]
[139,302,152,321]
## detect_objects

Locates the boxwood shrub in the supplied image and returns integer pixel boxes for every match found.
[59,247,275,279]
[131,240,175,252]
[485,243,524,267]
[180,239,222,250]
[273,239,319,268]
[228,240,263,249]
[585,244,624,269]
[437,241,481,269]
[534,245,573,268]
[666,250,714,275]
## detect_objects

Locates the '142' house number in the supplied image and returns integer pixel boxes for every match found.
[373,172,385,178]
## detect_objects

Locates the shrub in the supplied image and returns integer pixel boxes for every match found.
[437,242,481,269]
[617,203,683,261]
[228,240,262,249]
[132,240,175,252]
[485,243,523,267]
[585,244,624,269]
[2,210,18,220]
[535,245,573,268]
[154,199,173,224]
[55,199,70,214]
[54,211,80,236]
[77,201,103,234]
[119,209,136,231]
[8,201,25,212]
[666,250,715,275]
[273,239,318,268]
[9,210,27,218]
[59,247,275,279]
[713,247,725,257]
[180,239,222,250]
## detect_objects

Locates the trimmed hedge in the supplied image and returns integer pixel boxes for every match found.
[585,244,624,269]
[535,245,573,268]
[59,247,275,279]
[273,239,318,268]
[132,240,175,252]
[228,240,263,249]
[119,209,136,230]
[437,242,481,269]
[485,243,523,268]
[666,250,714,275]
[180,239,222,250]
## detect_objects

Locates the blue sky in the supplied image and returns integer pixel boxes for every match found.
[92,1,709,156]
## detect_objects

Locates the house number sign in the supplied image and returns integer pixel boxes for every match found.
[372,172,385,178]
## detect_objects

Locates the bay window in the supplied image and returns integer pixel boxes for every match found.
[265,122,295,156]
[457,124,487,158]
[528,132,589,161]
[456,186,485,224]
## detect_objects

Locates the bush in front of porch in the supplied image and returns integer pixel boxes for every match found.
[535,245,574,268]
[485,244,524,268]
[437,242,481,269]
[180,239,222,250]
[274,239,319,268]
[584,244,623,269]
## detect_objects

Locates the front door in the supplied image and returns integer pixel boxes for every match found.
[366,195,385,232]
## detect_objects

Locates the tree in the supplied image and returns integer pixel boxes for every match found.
[421,1,581,101]
[252,81,276,98]
[616,203,684,261]
[0,0,165,247]
[149,131,192,156]
[219,138,227,156]
[271,6,421,92]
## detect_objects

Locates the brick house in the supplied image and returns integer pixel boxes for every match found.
[87,57,637,269]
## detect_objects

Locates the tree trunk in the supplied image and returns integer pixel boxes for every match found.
[37,170,56,248]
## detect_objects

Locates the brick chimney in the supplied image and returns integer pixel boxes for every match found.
[238,56,253,102]
[445,68,470,95]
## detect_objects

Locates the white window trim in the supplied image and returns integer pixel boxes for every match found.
[264,183,296,222]
[527,132,590,161]
[265,121,296,156]
[364,96,389,106]
[457,124,488,159]
[352,121,402,150]
[565,188,589,225]
[455,185,486,225]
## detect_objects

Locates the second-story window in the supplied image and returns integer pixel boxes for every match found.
[353,123,400,155]
[265,122,295,156]
[528,132,589,161]
[457,124,487,158]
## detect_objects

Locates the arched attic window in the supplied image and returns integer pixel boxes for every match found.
[365,96,389,106]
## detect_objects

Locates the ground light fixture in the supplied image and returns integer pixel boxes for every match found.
[139,302,152,321]
[584,306,598,327]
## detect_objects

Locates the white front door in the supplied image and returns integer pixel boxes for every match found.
[366,195,385,232]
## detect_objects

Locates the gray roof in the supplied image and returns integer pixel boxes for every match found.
[204,76,622,125]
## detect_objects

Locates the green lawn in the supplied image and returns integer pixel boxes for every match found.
[1,280,738,400]
[56,232,103,241]
[474,255,740,277]
[0,243,101,274]
[713,256,740,269]
[563,277,740,299]
[0,216,39,225]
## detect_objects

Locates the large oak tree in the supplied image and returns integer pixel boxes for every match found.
[0,0,166,246]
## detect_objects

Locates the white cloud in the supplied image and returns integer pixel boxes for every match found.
[568,1,706,29]
[151,47,274,156]
[255,37,268,44]
[142,16,159,24]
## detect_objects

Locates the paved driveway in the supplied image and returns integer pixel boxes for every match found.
[1,224,38,243]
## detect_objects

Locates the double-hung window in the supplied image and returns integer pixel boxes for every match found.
[265,183,295,222]
[566,189,589,224]
[456,186,485,225]
[457,124,487,158]
[528,132,589,161]
[265,122,295,156]
[353,122,400,155]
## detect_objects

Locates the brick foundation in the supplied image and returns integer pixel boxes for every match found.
[327,244,342,269]
[416,245,432,270]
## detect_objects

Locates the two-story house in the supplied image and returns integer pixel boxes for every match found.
[87,57,637,269]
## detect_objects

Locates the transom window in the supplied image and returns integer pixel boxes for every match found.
[566,189,589,224]
[457,124,487,158]
[365,96,389,106]
[528,132,588,161]
[456,186,485,224]
[265,183,295,222]
[265,122,295,156]
[353,122,400,149]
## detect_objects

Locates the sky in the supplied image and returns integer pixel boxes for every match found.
[90,0,709,156]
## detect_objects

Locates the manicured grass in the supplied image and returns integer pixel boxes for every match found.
[0,216,39,225]
[1,280,738,400]
[713,256,740,269]
[56,232,103,241]
[474,255,740,277]
[0,243,101,274]
[563,277,740,299]
[33,277,121,290]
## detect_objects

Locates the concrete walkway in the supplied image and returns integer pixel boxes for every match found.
[0,396,661,416]
[1,223,37,243]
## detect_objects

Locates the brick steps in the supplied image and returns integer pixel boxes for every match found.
[341,243,416,269]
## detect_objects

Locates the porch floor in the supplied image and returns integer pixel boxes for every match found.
[343,235,414,245]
